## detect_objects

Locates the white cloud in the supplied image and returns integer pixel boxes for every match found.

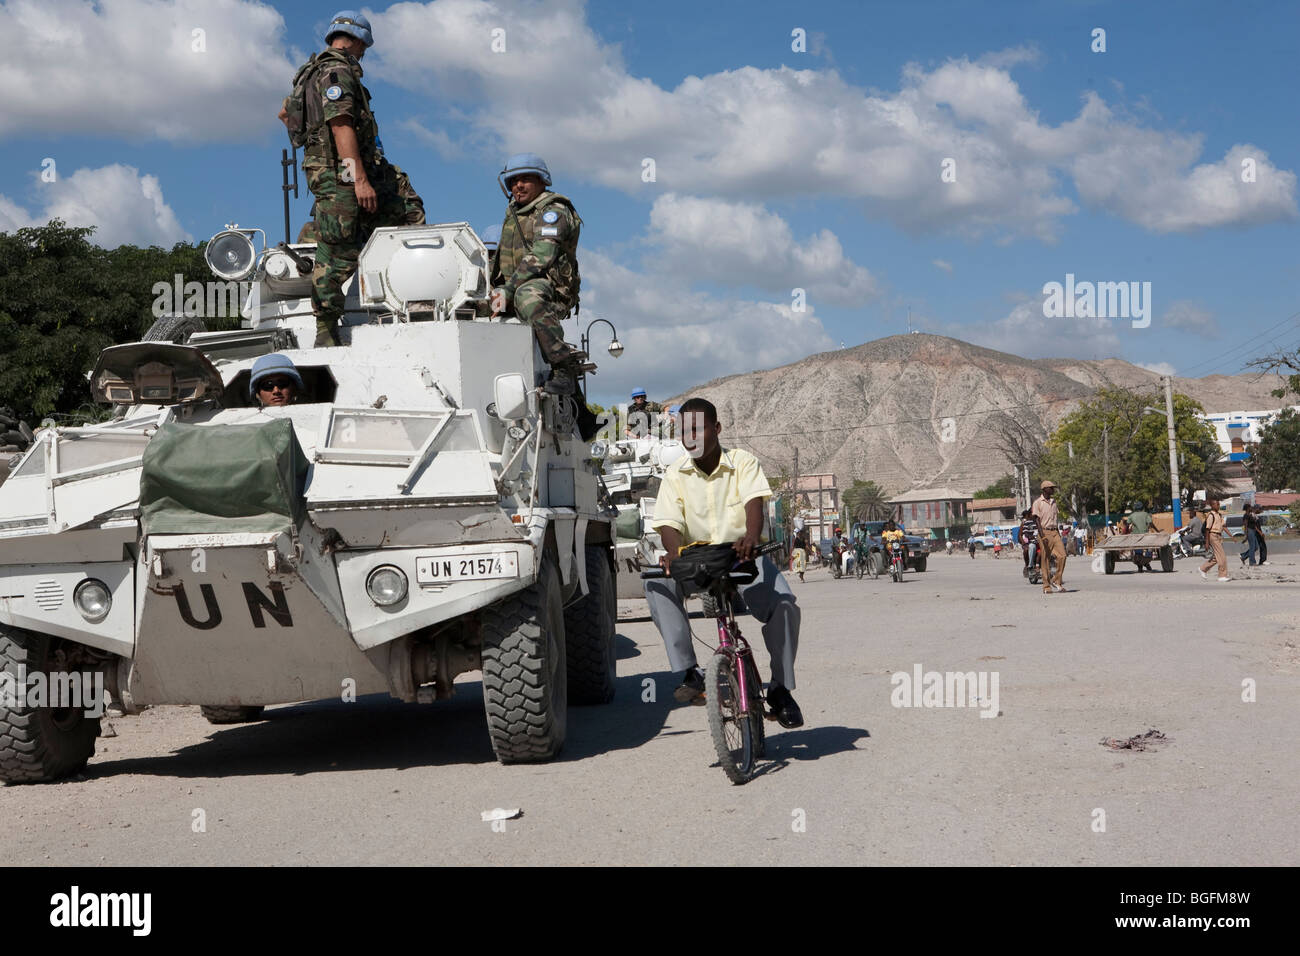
[0,165,190,248]
[574,250,834,402]
[0,0,297,141]
[947,299,1122,360]
[645,194,877,306]
[371,2,1296,238]
[1137,361,1176,376]
[1159,300,1218,337]
[932,259,953,273]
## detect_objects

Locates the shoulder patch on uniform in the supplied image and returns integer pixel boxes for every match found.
[539,226,559,236]
[325,85,343,100]
[541,209,559,223]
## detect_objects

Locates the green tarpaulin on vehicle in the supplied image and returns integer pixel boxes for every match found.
[139,419,309,535]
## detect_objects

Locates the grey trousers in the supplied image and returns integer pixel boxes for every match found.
[643,555,799,690]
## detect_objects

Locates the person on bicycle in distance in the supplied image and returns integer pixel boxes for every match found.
[644,397,804,728]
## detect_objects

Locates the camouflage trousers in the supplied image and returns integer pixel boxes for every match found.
[306,161,425,345]
[512,278,577,365]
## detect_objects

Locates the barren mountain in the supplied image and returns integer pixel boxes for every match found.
[671,334,1287,496]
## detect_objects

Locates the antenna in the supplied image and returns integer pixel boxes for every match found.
[281,146,300,245]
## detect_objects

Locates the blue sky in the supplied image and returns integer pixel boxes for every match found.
[2,0,1297,407]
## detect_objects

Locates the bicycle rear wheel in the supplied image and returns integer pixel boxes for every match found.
[705,651,756,784]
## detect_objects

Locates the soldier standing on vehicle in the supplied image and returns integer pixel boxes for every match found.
[490,154,587,394]
[279,11,426,347]
[1032,479,1067,593]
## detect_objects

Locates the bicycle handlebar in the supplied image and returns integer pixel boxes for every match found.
[638,540,783,579]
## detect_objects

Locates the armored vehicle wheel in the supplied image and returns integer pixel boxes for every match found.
[564,546,617,705]
[1159,546,1174,573]
[0,626,101,784]
[1104,551,1116,575]
[199,705,266,724]
[481,551,567,763]
[143,314,207,344]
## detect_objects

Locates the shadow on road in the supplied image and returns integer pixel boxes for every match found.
[745,725,871,778]
[89,658,679,780]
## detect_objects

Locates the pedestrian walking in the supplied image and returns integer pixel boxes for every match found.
[1032,479,1067,593]
[1240,505,1261,567]
[1198,499,1229,581]
[968,537,976,559]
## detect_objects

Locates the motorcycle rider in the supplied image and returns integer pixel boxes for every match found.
[882,519,905,571]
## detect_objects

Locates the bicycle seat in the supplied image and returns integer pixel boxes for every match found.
[669,543,759,593]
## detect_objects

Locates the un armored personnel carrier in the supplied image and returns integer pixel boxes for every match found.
[0,222,617,783]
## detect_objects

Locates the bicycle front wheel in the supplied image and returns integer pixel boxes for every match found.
[706,651,756,784]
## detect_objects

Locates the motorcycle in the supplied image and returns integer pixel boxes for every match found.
[1169,529,1204,559]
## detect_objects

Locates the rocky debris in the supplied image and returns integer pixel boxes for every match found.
[1101,729,1170,752]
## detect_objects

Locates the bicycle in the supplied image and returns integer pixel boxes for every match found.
[642,541,782,784]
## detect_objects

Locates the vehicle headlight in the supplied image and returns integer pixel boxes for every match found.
[204,230,258,281]
[366,566,408,607]
[74,579,112,623]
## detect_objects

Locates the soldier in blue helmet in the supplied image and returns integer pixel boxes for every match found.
[490,154,585,394]
[279,11,425,348]
[250,354,304,407]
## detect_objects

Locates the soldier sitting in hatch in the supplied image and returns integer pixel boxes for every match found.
[251,354,303,408]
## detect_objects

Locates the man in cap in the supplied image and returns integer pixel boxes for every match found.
[1031,479,1067,593]
[490,154,586,393]
[625,388,650,437]
[279,11,425,348]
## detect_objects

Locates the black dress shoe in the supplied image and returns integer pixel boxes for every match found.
[766,684,804,728]
[673,667,706,704]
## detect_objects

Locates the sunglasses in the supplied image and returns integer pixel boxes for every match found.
[257,379,296,392]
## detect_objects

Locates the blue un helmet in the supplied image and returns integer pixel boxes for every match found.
[498,153,552,197]
[631,388,647,400]
[249,353,304,398]
[480,223,502,251]
[325,10,374,48]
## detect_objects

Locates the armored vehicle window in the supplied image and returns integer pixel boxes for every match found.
[224,365,338,408]
[57,432,151,473]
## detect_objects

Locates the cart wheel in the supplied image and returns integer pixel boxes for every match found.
[1159,546,1174,573]
[1104,551,1116,575]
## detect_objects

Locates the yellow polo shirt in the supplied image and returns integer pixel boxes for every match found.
[652,447,771,545]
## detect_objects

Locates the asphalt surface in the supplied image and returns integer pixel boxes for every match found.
[3,546,1297,866]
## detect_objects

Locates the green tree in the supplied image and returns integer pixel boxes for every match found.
[1247,408,1300,492]
[1039,387,1228,515]
[0,221,223,427]
[843,479,890,521]
[973,474,1015,499]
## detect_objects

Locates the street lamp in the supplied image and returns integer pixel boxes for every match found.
[580,317,623,359]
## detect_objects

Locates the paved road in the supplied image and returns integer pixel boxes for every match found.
[3,549,1297,866]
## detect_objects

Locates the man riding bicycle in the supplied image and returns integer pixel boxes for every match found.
[643,398,803,728]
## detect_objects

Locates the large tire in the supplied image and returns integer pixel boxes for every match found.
[143,314,207,344]
[1104,551,1116,575]
[0,627,101,783]
[199,705,265,724]
[481,551,567,763]
[564,546,617,705]
[1159,546,1174,573]
[913,555,928,573]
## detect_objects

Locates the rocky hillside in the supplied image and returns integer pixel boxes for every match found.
[671,334,1287,496]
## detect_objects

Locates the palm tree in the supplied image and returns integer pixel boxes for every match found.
[843,479,890,522]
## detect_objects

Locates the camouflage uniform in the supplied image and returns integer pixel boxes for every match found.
[492,191,582,364]
[295,47,425,345]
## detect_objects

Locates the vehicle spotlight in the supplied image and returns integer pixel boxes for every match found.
[73,579,112,623]
[366,566,408,607]
[607,338,624,357]
[204,230,258,281]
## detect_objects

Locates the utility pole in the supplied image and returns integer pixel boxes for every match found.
[791,446,800,548]
[1164,375,1182,527]
[1103,424,1110,526]
[1067,441,1078,521]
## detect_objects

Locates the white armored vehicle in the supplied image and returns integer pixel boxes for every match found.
[0,223,617,782]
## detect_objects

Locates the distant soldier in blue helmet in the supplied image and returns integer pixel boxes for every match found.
[490,154,586,394]
[625,388,650,437]
[279,11,425,348]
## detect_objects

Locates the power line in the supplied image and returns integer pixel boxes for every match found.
[1177,310,1300,378]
